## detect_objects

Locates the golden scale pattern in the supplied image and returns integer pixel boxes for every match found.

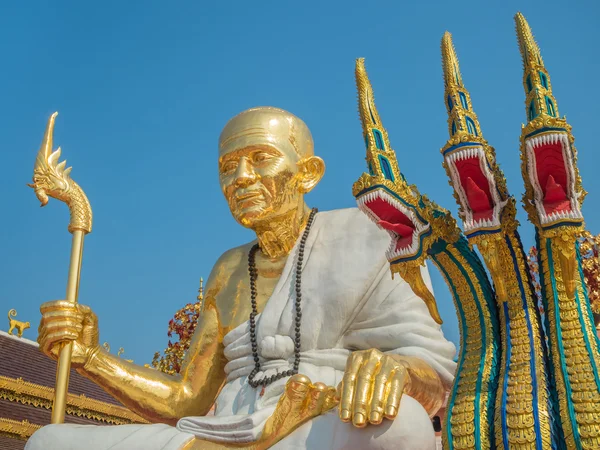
[472,232,551,449]
[441,31,549,448]
[434,246,495,450]
[515,12,600,447]
[491,235,549,448]
[539,240,600,449]
[580,233,600,314]
[474,238,543,450]
[65,182,93,234]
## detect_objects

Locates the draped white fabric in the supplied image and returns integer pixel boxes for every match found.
[25,208,456,450]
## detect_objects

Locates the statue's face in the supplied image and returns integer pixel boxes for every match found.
[219,142,299,227]
[218,108,313,228]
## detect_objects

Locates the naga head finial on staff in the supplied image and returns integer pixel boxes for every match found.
[28,112,92,233]
[29,112,69,206]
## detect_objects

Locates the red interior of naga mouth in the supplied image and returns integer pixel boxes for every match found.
[534,141,571,215]
[455,157,494,221]
[365,197,416,252]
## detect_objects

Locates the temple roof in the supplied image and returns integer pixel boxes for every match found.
[0,331,120,405]
[0,330,146,449]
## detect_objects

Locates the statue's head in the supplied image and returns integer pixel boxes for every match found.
[218,107,325,229]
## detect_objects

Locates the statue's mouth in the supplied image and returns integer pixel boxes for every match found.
[236,191,263,201]
[356,186,430,262]
[234,190,266,209]
[525,129,582,228]
[443,143,505,236]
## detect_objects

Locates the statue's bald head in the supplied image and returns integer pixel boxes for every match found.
[217,106,324,230]
[219,107,314,160]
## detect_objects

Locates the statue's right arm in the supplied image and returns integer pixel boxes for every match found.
[37,254,234,425]
[83,302,226,424]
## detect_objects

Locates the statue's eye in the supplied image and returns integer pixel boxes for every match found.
[253,152,271,163]
[221,162,237,174]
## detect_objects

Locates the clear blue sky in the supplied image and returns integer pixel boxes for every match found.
[1,1,598,365]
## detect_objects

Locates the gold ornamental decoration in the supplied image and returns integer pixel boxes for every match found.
[0,418,41,441]
[0,375,147,425]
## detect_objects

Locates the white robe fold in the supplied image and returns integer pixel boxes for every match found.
[26,208,457,450]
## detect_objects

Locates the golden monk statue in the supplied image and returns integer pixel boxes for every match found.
[27,107,456,450]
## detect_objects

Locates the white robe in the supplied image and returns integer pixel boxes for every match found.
[26,208,457,450]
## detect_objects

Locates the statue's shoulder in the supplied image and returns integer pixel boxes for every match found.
[317,207,385,240]
[213,241,255,272]
[318,207,366,222]
[203,241,255,313]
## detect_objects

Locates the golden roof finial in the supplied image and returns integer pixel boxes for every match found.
[514,12,559,122]
[197,277,204,302]
[441,31,483,142]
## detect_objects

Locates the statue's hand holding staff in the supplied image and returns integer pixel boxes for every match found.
[38,300,100,369]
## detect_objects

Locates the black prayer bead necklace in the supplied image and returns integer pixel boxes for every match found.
[247,207,318,389]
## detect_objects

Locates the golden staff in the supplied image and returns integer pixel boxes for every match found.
[28,112,93,424]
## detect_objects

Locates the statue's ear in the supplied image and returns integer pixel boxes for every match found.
[296,156,325,193]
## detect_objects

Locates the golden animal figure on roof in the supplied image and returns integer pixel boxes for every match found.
[7,309,30,338]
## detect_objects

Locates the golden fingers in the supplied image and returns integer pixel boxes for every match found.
[352,350,382,427]
[307,382,329,412]
[259,374,338,447]
[370,358,398,424]
[339,351,364,422]
[272,375,337,423]
[37,300,99,367]
[385,368,408,419]
[182,375,339,449]
[338,349,414,428]
[40,299,79,312]
[235,375,338,449]
[38,305,83,353]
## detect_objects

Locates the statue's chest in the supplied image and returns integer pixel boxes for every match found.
[217,258,286,332]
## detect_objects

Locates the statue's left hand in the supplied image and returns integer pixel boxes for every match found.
[260,374,338,447]
[338,349,409,428]
[184,375,338,450]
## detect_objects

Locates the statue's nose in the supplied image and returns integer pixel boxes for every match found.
[234,157,260,188]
